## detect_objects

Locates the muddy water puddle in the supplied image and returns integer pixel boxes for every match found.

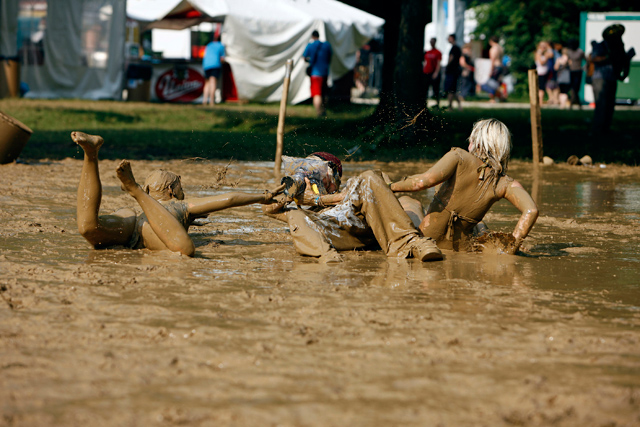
[1,159,639,426]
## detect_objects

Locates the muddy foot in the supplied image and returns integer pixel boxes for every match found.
[71,131,103,153]
[116,160,140,194]
[409,237,443,262]
[319,249,343,263]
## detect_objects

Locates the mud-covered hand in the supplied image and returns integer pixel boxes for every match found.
[261,194,292,215]
[281,175,306,198]
[261,184,286,204]
[504,236,524,255]
[296,177,324,207]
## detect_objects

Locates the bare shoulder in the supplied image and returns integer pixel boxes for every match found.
[449,147,469,160]
[497,174,518,197]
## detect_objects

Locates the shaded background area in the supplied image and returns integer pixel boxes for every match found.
[3,99,640,164]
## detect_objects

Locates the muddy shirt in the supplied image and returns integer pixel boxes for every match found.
[288,176,377,248]
[129,200,191,249]
[422,148,513,250]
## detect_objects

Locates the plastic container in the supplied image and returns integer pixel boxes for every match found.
[0,111,33,164]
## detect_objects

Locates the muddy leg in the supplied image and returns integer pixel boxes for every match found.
[117,160,195,257]
[73,131,137,247]
[286,210,340,261]
[74,131,104,236]
[352,171,442,260]
[398,195,424,229]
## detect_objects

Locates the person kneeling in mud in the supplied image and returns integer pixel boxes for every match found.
[73,131,281,257]
[263,152,443,262]
[389,119,539,254]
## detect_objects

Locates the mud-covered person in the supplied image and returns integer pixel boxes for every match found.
[262,152,443,263]
[389,119,539,254]
[73,131,282,257]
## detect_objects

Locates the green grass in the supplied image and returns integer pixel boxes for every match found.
[2,98,639,164]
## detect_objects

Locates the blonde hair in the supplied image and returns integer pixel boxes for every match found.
[468,118,512,175]
[143,169,183,200]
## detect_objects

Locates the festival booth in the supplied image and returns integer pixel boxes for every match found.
[126,0,384,104]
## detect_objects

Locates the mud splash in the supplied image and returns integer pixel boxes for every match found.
[1,158,639,426]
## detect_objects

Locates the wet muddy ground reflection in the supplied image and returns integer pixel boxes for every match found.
[1,158,639,426]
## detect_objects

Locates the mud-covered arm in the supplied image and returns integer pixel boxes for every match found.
[294,187,345,207]
[504,180,539,244]
[292,177,345,207]
[389,150,458,192]
[261,197,291,222]
[187,184,284,217]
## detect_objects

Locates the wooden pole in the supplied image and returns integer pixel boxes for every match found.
[528,69,543,167]
[528,69,543,204]
[274,59,294,180]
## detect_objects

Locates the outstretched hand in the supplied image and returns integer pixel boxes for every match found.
[295,177,323,206]
[261,183,287,204]
[504,236,524,255]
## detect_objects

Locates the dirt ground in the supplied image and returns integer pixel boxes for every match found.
[1,155,639,426]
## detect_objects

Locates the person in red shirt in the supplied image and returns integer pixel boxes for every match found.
[423,38,442,108]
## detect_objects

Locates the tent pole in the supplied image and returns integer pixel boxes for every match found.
[274,59,293,180]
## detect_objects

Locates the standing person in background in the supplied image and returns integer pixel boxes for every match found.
[304,30,333,117]
[535,41,554,104]
[488,36,504,81]
[444,34,463,111]
[590,24,633,135]
[487,36,504,103]
[354,44,371,97]
[459,43,475,101]
[423,37,442,108]
[555,47,572,109]
[566,38,585,109]
[202,33,225,106]
[545,41,561,105]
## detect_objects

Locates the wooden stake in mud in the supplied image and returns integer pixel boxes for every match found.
[528,69,543,203]
[528,69,543,168]
[274,59,294,179]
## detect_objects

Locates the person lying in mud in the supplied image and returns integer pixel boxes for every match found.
[73,131,282,257]
[388,118,539,254]
[263,152,443,262]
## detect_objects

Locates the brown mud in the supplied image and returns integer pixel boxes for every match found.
[471,231,518,254]
[1,158,639,426]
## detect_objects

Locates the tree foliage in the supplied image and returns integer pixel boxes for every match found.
[341,0,440,149]
[472,0,639,95]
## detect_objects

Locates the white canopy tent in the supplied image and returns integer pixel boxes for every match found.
[2,0,127,100]
[128,0,384,103]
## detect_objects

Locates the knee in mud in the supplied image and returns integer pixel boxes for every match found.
[359,170,377,181]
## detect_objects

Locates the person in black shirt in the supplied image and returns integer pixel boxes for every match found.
[444,34,463,111]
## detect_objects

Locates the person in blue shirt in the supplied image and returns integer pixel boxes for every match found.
[202,33,226,105]
[303,30,332,117]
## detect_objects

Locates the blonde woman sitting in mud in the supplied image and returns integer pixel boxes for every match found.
[389,119,539,254]
[73,131,281,257]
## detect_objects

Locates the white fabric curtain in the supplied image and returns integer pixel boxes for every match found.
[23,0,126,100]
[0,0,20,57]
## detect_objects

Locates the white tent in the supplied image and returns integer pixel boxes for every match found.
[2,0,127,100]
[128,0,384,103]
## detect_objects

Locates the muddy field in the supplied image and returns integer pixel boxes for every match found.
[1,155,639,426]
